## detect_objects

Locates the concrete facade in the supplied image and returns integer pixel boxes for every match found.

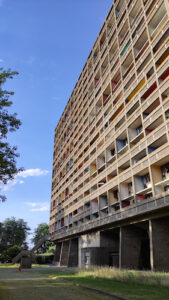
[49,0,169,270]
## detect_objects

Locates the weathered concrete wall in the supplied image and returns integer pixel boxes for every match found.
[120,226,142,269]
[54,242,62,264]
[79,232,100,267]
[150,218,169,271]
[21,256,32,269]
[56,217,169,270]
[100,229,119,250]
[81,247,109,266]
[79,230,120,267]
[100,229,120,267]
[68,238,78,267]
[60,240,70,266]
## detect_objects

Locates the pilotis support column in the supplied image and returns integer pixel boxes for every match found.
[150,218,169,271]
[60,240,70,266]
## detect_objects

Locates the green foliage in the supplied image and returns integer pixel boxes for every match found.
[0,68,22,201]
[46,245,55,254]
[32,223,53,253]
[0,217,30,261]
[0,245,21,263]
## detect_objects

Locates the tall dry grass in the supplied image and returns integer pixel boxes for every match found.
[78,266,169,287]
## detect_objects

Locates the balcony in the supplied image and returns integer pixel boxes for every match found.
[115,0,124,19]
[151,160,169,195]
[99,193,108,210]
[100,31,107,51]
[94,70,101,88]
[107,14,116,36]
[106,142,116,165]
[145,114,164,136]
[90,160,97,178]
[111,69,121,94]
[131,149,147,165]
[120,39,131,58]
[148,134,167,155]
[132,16,145,41]
[91,198,99,214]
[116,131,128,156]
[155,47,169,70]
[142,97,160,119]
[108,187,120,212]
[126,100,140,119]
[107,167,117,181]
[96,97,103,116]
[115,116,125,131]
[134,29,149,62]
[103,84,111,106]
[118,20,129,47]
[122,51,134,79]
[109,39,118,64]
[141,81,157,103]
[134,171,152,201]
[129,0,142,28]
[97,152,106,171]
[158,67,169,86]
[118,160,130,174]
[128,116,144,147]
[101,55,109,76]
[148,2,168,41]
[120,180,134,208]
[93,46,99,64]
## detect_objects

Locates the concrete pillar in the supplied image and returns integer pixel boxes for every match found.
[120,226,142,269]
[60,240,70,266]
[21,256,32,269]
[150,218,169,271]
[164,0,169,17]
[78,232,100,268]
[68,238,78,267]
[53,242,62,265]
[81,247,108,267]
[100,229,120,267]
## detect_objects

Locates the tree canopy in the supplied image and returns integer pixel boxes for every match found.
[32,223,52,253]
[0,68,22,201]
[0,217,30,262]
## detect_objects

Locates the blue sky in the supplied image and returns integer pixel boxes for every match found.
[0,0,113,244]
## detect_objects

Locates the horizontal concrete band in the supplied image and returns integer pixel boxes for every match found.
[51,193,169,242]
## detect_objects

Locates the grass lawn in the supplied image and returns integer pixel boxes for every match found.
[1,266,169,299]
[0,268,112,300]
[37,267,169,300]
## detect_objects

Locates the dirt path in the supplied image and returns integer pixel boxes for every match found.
[0,268,114,300]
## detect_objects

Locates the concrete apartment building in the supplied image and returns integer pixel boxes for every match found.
[50,0,169,271]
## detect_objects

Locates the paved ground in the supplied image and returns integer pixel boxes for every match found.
[0,268,114,300]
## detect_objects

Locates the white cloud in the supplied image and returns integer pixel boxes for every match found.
[0,59,4,63]
[17,168,49,178]
[25,202,50,212]
[0,168,49,191]
[1,179,18,191]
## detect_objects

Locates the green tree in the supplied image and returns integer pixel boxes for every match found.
[32,223,52,253]
[1,245,21,263]
[0,68,22,201]
[0,217,30,254]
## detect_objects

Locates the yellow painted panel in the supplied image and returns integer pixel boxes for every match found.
[127,77,146,102]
